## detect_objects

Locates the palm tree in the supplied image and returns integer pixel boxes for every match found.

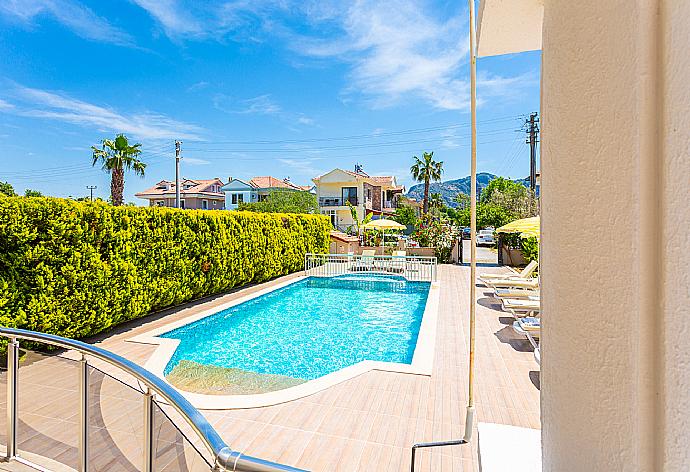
[410,151,443,214]
[91,134,145,206]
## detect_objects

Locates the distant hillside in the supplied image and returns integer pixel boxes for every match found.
[407,173,529,208]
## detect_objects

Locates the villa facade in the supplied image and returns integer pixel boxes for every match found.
[312,166,404,231]
[221,176,313,210]
[135,178,225,209]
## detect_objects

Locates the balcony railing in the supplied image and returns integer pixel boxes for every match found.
[318,197,358,207]
[304,253,437,282]
[0,327,307,472]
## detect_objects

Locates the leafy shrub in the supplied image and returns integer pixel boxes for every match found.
[0,197,330,340]
[520,237,539,263]
[392,204,418,231]
[238,189,318,214]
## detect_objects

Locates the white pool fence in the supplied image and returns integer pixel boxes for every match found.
[304,253,438,282]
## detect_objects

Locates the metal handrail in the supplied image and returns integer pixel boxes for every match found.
[0,327,306,472]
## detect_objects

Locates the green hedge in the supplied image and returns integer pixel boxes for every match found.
[0,197,330,340]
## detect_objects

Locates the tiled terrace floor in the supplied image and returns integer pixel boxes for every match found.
[0,263,540,471]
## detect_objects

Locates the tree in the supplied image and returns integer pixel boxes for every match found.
[91,134,145,206]
[0,181,16,197]
[454,192,470,210]
[454,202,513,229]
[429,192,444,210]
[392,204,418,229]
[481,177,537,218]
[24,189,43,197]
[410,151,443,214]
[238,189,318,214]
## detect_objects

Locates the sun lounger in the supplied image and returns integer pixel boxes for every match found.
[479,260,538,284]
[512,316,540,339]
[389,250,406,273]
[493,288,540,299]
[351,249,376,272]
[485,277,540,290]
[500,297,540,314]
[512,315,541,362]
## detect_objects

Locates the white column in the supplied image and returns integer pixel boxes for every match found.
[540,1,690,470]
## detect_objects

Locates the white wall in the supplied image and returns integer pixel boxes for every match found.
[540,0,689,470]
[224,190,253,210]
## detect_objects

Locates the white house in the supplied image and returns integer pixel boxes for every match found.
[221,176,312,210]
[312,166,404,231]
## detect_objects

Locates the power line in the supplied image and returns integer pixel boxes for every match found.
[493,132,522,177]
[184,129,518,154]
[5,156,170,181]
[181,137,516,161]
[188,116,521,146]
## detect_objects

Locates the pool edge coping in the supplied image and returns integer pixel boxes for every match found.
[126,275,440,410]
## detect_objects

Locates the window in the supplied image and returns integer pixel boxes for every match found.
[202,200,208,210]
[322,209,337,227]
[366,188,372,201]
[180,199,185,209]
[231,193,244,205]
[155,200,165,207]
[342,187,357,205]
[258,194,268,202]
[213,200,217,207]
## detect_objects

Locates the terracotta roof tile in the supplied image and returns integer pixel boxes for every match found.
[249,176,304,190]
[135,178,224,198]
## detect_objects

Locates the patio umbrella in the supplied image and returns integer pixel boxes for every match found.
[363,219,406,251]
[496,216,540,239]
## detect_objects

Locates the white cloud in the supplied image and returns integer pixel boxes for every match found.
[130,0,203,38]
[182,156,210,165]
[283,1,472,110]
[187,81,210,92]
[0,0,134,46]
[277,157,324,179]
[0,98,15,110]
[6,85,203,140]
[130,0,532,111]
[297,116,315,125]
[213,94,281,115]
[130,0,284,41]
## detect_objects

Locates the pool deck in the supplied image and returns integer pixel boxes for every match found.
[1,263,540,471]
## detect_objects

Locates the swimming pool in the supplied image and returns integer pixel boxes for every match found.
[160,274,431,380]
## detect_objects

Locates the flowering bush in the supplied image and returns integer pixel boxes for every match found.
[411,215,459,262]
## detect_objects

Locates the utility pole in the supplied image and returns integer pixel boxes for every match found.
[525,112,540,192]
[86,185,97,202]
[175,140,181,208]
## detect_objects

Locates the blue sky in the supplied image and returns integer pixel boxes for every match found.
[0,0,540,203]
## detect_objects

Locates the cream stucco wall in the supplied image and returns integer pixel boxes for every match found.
[314,172,366,226]
[540,1,689,470]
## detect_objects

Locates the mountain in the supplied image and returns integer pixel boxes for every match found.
[406,173,530,208]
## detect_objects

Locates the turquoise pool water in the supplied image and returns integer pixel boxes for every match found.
[161,274,430,380]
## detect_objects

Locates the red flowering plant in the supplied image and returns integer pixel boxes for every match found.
[410,214,459,262]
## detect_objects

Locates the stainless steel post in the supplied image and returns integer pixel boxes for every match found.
[143,389,154,472]
[79,354,89,472]
[6,337,18,460]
